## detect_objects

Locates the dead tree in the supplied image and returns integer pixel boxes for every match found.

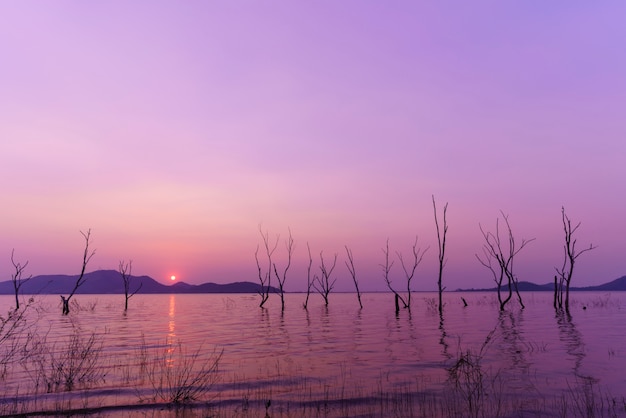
[344,246,362,309]
[313,251,337,306]
[433,195,448,315]
[476,212,534,311]
[396,236,429,311]
[255,226,279,308]
[61,229,95,315]
[119,260,142,312]
[555,207,596,313]
[303,242,314,310]
[10,249,31,310]
[273,228,294,312]
[381,239,407,312]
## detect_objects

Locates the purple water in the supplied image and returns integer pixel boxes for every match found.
[0,292,624,416]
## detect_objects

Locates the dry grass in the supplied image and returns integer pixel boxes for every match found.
[21,328,106,393]
[143,338,223,404]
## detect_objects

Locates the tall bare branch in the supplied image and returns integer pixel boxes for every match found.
[303,242,314,310]
[119,260,142,312]
[476,212,534,311]
[433,195,448,315]
[273,228,294,312]
[61,229,95,315]
[396,236,429,310]
[345,245,362,309]
[313,251,337,306]
[10,249,31,310]
[555,207,597,313]
[256,225,279,308]
[381,239,407,311]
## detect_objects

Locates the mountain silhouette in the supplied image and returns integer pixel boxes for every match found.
[581,275,626,291]
[0,270,279,295]
[459,276,626,292]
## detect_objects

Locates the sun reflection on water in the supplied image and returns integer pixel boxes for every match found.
[166,294,176,366]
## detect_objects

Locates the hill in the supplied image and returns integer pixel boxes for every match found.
[0,270,279,295]
[581,275,626,291]
[460,276,626,292]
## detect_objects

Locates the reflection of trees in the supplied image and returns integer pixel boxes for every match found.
[555,310,597,385]
[496,310,533,392]
[439,312,451,360]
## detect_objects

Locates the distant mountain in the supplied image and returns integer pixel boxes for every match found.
[580,275,626,291]
[459,276,626,292]
[0,270,279,295]
[511,281,554,291]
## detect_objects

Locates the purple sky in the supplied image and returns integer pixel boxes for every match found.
[1,2,625,291]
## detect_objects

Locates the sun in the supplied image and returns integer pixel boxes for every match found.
[170,275,176,281]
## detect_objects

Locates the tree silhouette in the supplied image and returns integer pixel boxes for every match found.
[273,228,294,312]
[61,229,95,315]
[555,207,596,313]
[255,225,278,308]
[476,212,534,311]
[303,242,314,310]
[313,251,337,306]
[433,195,448,315]
[396,236,428,311]
[381,239,406,312]
[10,249,31,310]
[119,260,142,312]
[345,245,363,309]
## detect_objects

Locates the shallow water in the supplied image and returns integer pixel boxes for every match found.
[0,291,624,416]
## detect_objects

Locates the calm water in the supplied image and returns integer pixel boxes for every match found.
[1,291,625,416]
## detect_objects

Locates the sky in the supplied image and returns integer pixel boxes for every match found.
[1,2,625,292]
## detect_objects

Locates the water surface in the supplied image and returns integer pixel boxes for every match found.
[0,292,624,416]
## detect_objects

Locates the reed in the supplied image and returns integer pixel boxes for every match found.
[143,338,223,404]
[21,328,105,393]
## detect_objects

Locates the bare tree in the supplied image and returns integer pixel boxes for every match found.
[255,226,279,308]
[555,207,597,313]
[433,195,448,315]
[396,236,429,311]
[313,251,337,306]
[476,212,534,311]
[303,242,314,310]
[273,228,294,312]
[119,260,142,312]
[381,239,407,312]
[344,246,362,309]
[61,229,95,315]
[10,249,31,310]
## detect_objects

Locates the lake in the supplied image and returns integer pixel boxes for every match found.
[0,292,625,417]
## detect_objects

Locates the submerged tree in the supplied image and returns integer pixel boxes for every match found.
[476,212,534,311]
[433,195,448,315]
[313,251,337,306]
[396,236,428,310]
[555,207,597,313]
[382,237,429,312]
[255,226,279,308]
[381,239,407,312]
[344,246,363,309]
[119,260,142,312]
[61,229,95,315]
[10,249,31,310]
[303,242,314,310]
[273,228,294,312]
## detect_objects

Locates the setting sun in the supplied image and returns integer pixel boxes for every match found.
[170,275,176,281]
